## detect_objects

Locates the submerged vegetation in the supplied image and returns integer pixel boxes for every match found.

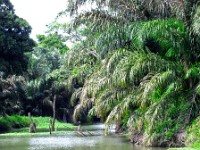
[0,0,200,149]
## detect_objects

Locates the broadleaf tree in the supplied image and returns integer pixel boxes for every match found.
[0,0,35,75]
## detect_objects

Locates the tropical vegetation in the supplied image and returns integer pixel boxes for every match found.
[0,0,200,148]
[0,115,73,133]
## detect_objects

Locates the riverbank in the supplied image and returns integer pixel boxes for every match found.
[168,148,195,150]
[1,116,199,150]
[0,115,75,135]
[0,123,104,137]
[0,124,168,150]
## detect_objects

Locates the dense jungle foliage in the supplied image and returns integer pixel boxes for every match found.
[0,0,200,148]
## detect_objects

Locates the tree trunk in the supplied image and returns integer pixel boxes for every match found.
[28,112,36,133]
[115,120,123,133]
[184,1,193,28]
[182,55,193,88]
[182,0,200,89]
[51,94,57,131]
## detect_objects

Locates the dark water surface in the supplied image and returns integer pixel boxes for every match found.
[0,124,168,150]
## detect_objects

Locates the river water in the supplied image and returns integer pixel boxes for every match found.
[0,124,168,150]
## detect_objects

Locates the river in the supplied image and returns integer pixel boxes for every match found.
[0,124,168,150]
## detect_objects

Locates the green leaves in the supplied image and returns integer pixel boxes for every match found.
[31,0,200,146]
[165,48,176,58]
[68,17,199,146]
[185,65,200,79]
[67,0,185,21]
[0,0,35,75]
[196,84,200,95]
[72,46,181,127]
[37,34,69,54]
[129,19,186,59]
[192,6,200,37]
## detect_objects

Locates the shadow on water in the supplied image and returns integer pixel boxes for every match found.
[0,124,168,150]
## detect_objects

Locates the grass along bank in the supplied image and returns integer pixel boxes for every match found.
[31,116,74,129]
[0,115,75,135]
[168,148,196,150]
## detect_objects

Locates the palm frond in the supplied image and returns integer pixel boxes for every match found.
[42,96,53,107]
[192,5,200,37]
[70,87,82,106]
[196,84,200,95]
[106,94,135,124]
[73,104,85,123]
[137,71,177,107]
[129,19,186,58]
[67,0,185,20]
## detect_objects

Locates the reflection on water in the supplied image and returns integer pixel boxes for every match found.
[28,134,98,150]
[0,125,167,150]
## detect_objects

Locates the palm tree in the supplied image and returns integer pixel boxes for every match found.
[51,0,200,146]
[68,17,199,146]
[0,75,27,116]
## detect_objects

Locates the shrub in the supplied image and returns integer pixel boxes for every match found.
[186,117,200,148]
[0,117,11,132]
[7,115,30,128]
[0,115,30,133]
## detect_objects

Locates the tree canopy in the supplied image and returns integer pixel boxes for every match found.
[0,0,35,75]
